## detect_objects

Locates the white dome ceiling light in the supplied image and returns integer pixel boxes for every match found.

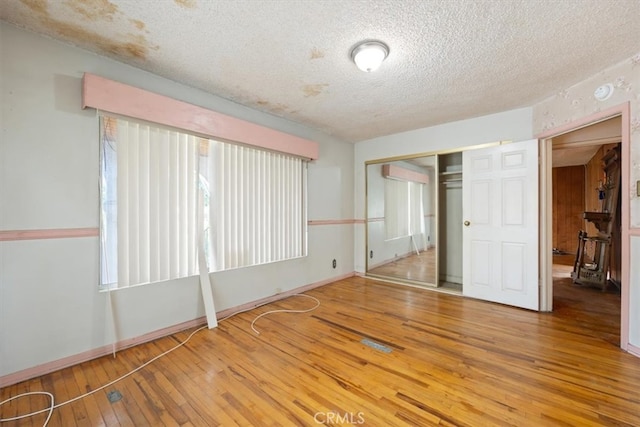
[351,41,389,72]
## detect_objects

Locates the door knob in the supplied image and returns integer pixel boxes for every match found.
[464,220,470,226]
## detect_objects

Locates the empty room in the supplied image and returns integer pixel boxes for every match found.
[1,1,640,426]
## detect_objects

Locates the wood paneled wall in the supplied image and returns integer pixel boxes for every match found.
[552,165,585,253]
[584,144,618,235]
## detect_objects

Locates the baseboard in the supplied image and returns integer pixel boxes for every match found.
[0,316,208,389]
[216,271,355,320]
[0,271,355,388]
[627,343,640,358]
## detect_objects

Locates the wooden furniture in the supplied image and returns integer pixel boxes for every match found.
[572,146,620,291]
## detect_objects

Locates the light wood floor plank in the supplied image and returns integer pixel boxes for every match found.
[69,365,105,427]
[85,359,124,427]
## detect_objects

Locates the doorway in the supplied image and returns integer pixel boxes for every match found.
[540,106,630,351]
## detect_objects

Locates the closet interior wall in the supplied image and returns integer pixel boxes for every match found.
[438,152,463,287]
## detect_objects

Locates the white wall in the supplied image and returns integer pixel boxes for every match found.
[0,23,354,379]
[533,52,640,349]
[353,108,533,273]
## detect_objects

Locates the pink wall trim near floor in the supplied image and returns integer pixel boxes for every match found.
[628,343,640,358]
[0,316,207,389]
[82,73,319,160]
[536,101,632,353]
[0,272,355,388]
[216,271,355,320]
[0,227,99,242]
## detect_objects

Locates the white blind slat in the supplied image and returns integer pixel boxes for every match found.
[117,122,130,286]
[148,128,160,283]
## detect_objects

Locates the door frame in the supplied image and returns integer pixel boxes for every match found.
[537,102,631,352]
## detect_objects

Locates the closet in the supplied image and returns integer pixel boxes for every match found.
[438,152,463,291]
[365,139,539,309]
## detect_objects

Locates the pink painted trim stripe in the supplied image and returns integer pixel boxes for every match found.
[367,217,385,222]
[382,164,429,184]
[630,229,640,236]
[82,73,319,160]
[0,227,99,242]
[0,272,355,388]
[308,219,358,226]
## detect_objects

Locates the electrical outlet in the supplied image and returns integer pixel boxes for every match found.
[332,259,337,269]
[637,181,640,197]
[370,250,373,259]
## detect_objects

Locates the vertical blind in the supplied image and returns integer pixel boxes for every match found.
[385,179,409,239]
[384,179,424,240]
[408,181,425,236]
[203,141,306,271]
[101,118,200,288]
[100,116,307,289]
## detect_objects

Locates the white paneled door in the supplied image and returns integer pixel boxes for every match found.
[462,140,539,310]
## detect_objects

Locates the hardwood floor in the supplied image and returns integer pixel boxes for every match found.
[368,249,437,285]
[2,276,639,426]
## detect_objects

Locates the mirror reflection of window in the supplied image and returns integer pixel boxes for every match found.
[366,156,436,287]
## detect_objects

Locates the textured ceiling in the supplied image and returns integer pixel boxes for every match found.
[1,0,639,142]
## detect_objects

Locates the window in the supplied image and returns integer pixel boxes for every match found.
[100,116,307,289]
[202,139,307,272]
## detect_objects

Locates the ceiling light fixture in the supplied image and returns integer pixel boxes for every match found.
[351,41,389,72]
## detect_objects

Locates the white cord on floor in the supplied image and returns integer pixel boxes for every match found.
[250,294,320,335]
[0,292,319,426]
[0,392,54,426]
[0,325,206,425]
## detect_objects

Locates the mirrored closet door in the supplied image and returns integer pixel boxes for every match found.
[365,152,463,292]
[366,155,439,287]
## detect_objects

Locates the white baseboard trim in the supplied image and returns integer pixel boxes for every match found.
[0,272,355,388]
